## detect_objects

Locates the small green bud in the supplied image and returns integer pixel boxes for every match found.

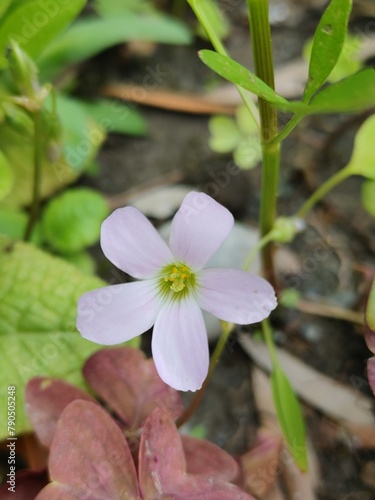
[279,288,301,308]
[7,40,39,99]
[272,217,305,243]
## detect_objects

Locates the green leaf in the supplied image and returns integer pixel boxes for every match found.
[55,92,105,174]
[60,250,96,274]
[84,99,148,137]
[271,366,308,471]
[0,148,13,201]
[0,0,12,20]
[0,0,86,68]
[0,237,105,437]
[346,113,375,179]
[38,14,192,81]
[361,180,375,218]
[308,69,375,114]
[0,209,42,244]
[366,280,375,331]
[233,137,261,170]
[42,188,109,253]
[303,34,363,84]
[198,50,294,111]
[208,115,240,153]
[195,0,230,43]
[303,0,352,101]
[94,0,154,16]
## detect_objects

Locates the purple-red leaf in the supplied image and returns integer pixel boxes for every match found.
[83,347,183,428]
[139,407,253,500]
[35,400,140,500]
[25,377,96,447]
[182,435,239,482]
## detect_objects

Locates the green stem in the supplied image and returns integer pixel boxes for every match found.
[271,113,303,146]
[296,166,351,219]
[244,230,275,271]
[261,318,279,367]
[175,322,233,428]
[247,0,279,285]
[24,110,43,241]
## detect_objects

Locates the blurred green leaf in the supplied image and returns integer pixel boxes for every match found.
[42,188,109,253]
[346,113,375,179]
[0,111,78,208]
[195,0,230,42]
[38,14,192,81]
[0,208,41,243]
[0,0,13,21]
[199,50,294,111]
[0,148,13,201]
[0,237,105,438]
[366,280,375,331]
[55,92,105,173]
[208,115,240,153]
[236,104,258,136]
[271,365,308,471]
[0,0,86,68]
[61,250,96,275]
[233,137,261,170]
[94,0,153,16]
[361,180,375,218]
[308,69,375,114]
[303,0,352,102]
[84,99,148,137]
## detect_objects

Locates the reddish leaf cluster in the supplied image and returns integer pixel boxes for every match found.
[0,348,254,499]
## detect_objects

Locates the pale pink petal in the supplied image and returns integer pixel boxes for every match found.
[169,192,234,269]
[197,269,277,324]
[77,281,160,345]
[101,207,173,279]
[152,298,209,391]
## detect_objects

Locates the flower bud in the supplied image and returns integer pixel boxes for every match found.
[271,217,305,243]
[8,40,39,99]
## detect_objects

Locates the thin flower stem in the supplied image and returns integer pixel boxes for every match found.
[296,166,351,219]
[247,0,280,285]
[261,318,279,368]
[175,321,233,428]
[243,231,275,272]
[24,110,43,241]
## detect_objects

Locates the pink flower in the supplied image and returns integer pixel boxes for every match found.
[77,192,277,392]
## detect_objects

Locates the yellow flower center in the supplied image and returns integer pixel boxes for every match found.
[159,262,196,300]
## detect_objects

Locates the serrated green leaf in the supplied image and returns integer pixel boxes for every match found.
[303,0,352,101]
[366,280,375,331]
[42,188,109,253]
[361,180,375,218]
[83,99,148,137]
[208,115,240,153]
[0,148,13,201]
[0,238,105,437]
[308,69,375,114]
[198,50,295,112]
[38,14,192,81]
[271,366,308,471]
[0,0,86,68]
[346,113,375,179]
[0,118,77,208]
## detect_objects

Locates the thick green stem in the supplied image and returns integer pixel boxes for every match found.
[296,166,351,218]
[247,0,279,285]
[176,322,233,428]
[24,110,43,241]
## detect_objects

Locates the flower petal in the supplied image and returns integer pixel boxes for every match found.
[198,269,277,324]
[152,298,209,391]
[77,281,160,345]
[101,207,173,278]
[169,192,234,269]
